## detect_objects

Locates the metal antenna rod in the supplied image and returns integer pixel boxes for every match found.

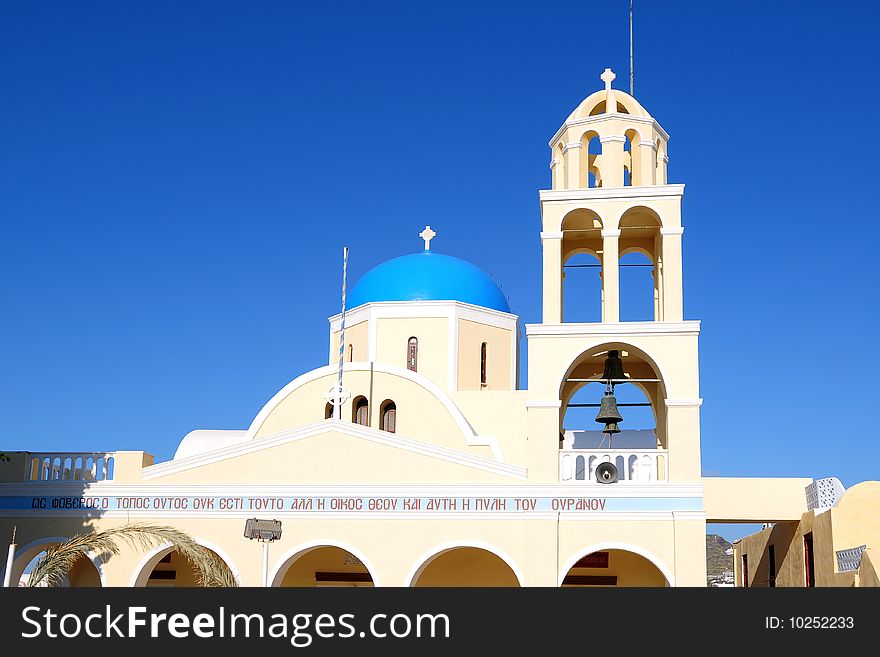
[335,246,349,420]
[629,0,634,96]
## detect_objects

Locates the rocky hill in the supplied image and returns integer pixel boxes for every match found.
[707,534,734,586]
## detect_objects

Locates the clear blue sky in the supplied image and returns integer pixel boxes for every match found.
[2,2,877,541]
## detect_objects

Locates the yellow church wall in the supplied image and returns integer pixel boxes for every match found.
[556,516,706,587]
[143,430,512,486]
[450,390,529,466]
[2,509,705,587]
[376,317,448,385]
[329,319,368,364]
[456,319,513,390]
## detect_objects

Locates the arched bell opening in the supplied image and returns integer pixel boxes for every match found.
[618,206,662,321]
[558,343,668,483]
[579,130,602,188]
[624,128,642,187]
[561,208,604,323]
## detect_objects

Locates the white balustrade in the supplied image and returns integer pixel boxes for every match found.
[26,453,116,482]
[559,449,667,484]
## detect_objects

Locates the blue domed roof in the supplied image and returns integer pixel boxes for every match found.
[347,251,511,313]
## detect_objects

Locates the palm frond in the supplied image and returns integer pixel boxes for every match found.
[27,523,238,587]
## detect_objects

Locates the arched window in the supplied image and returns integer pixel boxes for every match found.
[480,342,487,386]
[381,400,396,433]
[353,396,369,426]
[407,337,418,372]
[325,402,334,419]
[348,344,353,362]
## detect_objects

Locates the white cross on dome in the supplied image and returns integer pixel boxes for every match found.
[419,225,436,251]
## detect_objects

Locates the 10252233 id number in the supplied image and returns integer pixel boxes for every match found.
[765,616,854,629]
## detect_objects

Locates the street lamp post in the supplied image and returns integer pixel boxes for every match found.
[243,518,282,587]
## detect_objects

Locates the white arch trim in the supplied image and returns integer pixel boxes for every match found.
[128,538,241,587]
[405,540,525,587]
[268,540,382,588]
[3,536,108,587]
[557,541,675,587]
[244,362,505,461]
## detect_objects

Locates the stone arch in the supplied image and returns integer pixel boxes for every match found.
[624,127,643,187]
[7,536,106,587]
[558,543,674,587]
[618,205,663,320]
[129,539,240,587]
[558,341,668,449]
[407,541,524,587]
[561,208,604,323]
[578,129,602,188]
[269,540,380,587]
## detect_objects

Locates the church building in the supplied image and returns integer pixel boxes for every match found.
[2,69,876,588]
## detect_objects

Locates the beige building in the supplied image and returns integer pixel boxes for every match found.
[1,69,876,588]
[733,480,879,587]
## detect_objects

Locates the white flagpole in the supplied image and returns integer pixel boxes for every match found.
[335,247,349,420]
[3,527,16,587]
[629,0,634,96]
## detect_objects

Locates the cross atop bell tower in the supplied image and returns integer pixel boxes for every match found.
[541,69,682,324]
[526,70,701,486]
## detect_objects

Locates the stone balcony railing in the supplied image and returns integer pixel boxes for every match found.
[0,451,155,484]
[25,453,116,482]
[559,448,668,484]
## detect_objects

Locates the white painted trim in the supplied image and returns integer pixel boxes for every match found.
[405,540,525,587]
[540,231,564,240]
[539,183,685,203]
[557,541,675,587]
[0,481,705,498]
[600,229,622,238]
[561,142,582,153]
[329,300,518,331]
[599,135,626,143]
[639,140,658,150]
[665,398,703,408]
[525,400,563,409]
[525,320,700,337]
[660,227,684,236]
[269,539,382,587]
[239,361,507,462]
[661,154,670,163]
[128,539,241,587]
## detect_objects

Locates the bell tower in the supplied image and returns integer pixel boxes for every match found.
[526,69,701,492]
